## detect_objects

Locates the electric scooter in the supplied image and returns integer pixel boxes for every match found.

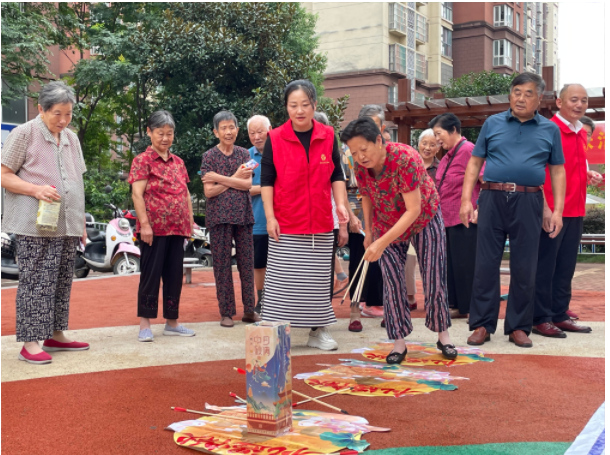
[184,222,213,266]
[1,232,19,280]
[74,204,141,277]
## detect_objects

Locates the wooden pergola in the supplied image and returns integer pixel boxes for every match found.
[386,67,605,145]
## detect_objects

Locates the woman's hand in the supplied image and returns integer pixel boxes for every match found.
[348,214,362,233]
[202,172,220,184]
[233,167,253,180]
[336,204,349,224]
[33,185,61,203]
[363,230,372,250]
[338,224,348,247]
[267,217,281,242]
[363,238,387,262]
[140,224,154,246]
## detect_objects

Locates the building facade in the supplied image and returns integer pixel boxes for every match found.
[304,2,454,131]
[523,2,559,89]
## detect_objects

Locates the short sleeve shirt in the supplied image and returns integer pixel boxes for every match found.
[1,116,86,237]
[248,146,267,235]
[201,146,254,228]
[473,109,564,187]
[355,142,440,243]
[128,147,191,237]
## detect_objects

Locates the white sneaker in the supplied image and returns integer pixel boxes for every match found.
[307,327,339,351]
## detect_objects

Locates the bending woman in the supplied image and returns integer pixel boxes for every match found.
[340,117,456,363]
[260,80,348,351]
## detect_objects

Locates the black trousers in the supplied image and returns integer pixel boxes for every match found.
[469,190,543,335]
[446,223,477,315]
[347,232,384,306]
[137,235,185,319]
[533,216,583,325]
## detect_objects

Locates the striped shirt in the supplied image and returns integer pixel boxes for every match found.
[1,116,86,237]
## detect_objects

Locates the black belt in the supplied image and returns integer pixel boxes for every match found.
[481,182,542,193]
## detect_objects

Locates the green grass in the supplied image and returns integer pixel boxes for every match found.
[502,252,605,263]
[367,442,572,455]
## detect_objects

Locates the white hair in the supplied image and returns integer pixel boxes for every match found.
[247,115,271,130]
[418,128,436,145]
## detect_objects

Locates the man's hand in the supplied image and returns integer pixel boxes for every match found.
[348,214,362,234]
[471,209,479,224]
[267,217,280,242]
[140,224,154,246]
[363,238,387,262]
[459,201,474,228]
[548,211,563,239]
[34,185,61,203]
[542,204,553,233]
[233,167,253,180]
[588,170,603,186]
[81,224,87,248]
[338,225,348,247]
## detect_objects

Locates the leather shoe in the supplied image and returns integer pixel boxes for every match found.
[532,322,566,338]
[242,312,262,323]
[554,319,592,333]
[508,330,533,348]
[467,327,490,346]
[566,309,579,320]
[220,317,234,328]
[450,309,468,319]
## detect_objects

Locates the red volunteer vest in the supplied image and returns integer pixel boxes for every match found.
[269,119,335,235]
[544,116,588,217]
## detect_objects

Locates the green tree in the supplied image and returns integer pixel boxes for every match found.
[83,169,130,221]
[134,2,329,202]
[1,2,57,105]
[439,70,518,144]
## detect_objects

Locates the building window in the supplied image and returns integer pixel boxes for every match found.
[516,13,520,32]
[388,85,398,104]
[441,62,453,86]
[516,49,519,71]
[441,27,452,58]
[494,5,514,28]
[416,53,427,80]
[441,2,452,22]
[416,13,428,43]
[493,39,512,67]
[389,2,407,34]
[389,43,407,73]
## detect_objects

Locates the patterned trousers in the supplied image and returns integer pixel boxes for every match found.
[209,224,255,317]
[15,235,78,342]
[379,211,451,340]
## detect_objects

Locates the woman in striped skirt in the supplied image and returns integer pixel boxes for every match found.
[340,118,457,363]
[260,80,348,351]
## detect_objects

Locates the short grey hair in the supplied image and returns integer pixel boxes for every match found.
[247,115,271,130]
[38,81,76,111]
[559,83,587,99]
[147,110,175,131]
[418,128,436,145]
[358,104,385,125]
[510,72,546,96]
[213,110,238,131]
[580,115,595,132]
[313,111,330,126]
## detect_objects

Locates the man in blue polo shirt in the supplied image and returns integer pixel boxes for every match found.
[247,115,272,313]
[460,72,566,348]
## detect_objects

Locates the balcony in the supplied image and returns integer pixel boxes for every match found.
[416,13,428,43]
[389,2,407,36]
[416,1,427,6]
[416,53,427,80]
[389,43,407,74]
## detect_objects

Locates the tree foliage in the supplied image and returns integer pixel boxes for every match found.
[441,70,518,98]
[1,2,56,105]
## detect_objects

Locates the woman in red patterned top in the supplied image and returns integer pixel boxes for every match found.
[129,110,195,342]
[340,117,456,364]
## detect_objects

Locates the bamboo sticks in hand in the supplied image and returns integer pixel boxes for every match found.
[340,253,370,308]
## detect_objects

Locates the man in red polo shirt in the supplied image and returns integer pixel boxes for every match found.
[532,84,603,337]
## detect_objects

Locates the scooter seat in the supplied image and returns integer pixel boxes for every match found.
[87,228,105,243]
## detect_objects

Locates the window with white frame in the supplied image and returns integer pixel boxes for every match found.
[441,2,452,22]
[441,27,452,58]
[494,5,513,28]
[516,13,520,32]
[389,2,407,34]
[389,44,407,73]
[516,49,519,71]
[493,39,512,67]
[388,85,398,104]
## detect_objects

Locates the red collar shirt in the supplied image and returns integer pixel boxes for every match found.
[544,115,588,217]
[355,142,439,243]
[128,147,191,236]
[435,138,480,228]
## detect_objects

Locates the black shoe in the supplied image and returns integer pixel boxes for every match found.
[386,347,408,365]
[436,340,458,360]
[381,319,386,328]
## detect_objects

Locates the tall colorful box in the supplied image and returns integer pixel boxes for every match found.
[245,321,292,436]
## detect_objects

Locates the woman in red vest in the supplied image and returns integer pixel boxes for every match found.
[260,80,349,351]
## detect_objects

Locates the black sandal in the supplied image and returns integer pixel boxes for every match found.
[386,347,408,365]
[436,340,458,360]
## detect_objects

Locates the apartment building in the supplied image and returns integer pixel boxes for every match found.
[304,2,454,130]
[523,2,559,89]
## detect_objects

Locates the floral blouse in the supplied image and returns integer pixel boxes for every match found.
[128,146,191,237]
[355,142,439,243]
